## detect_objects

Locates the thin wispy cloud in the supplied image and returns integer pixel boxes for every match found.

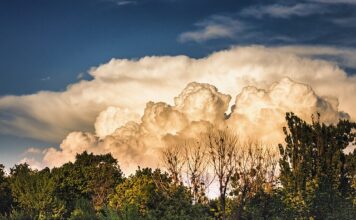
[311,0,356,4]
[331,16,356,27]
[116,0,137,6]
[41,76,51,81]
[103,0,137,7]
[178,15,243,43]
[241,3,328,19]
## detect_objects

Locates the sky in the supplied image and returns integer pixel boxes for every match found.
[0,0,356,170]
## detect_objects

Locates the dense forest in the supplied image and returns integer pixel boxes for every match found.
[0,113,355,220]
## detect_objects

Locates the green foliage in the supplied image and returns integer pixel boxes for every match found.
[279,112,356,219]
[68,198,97,220]
[1,113,355,219]
[51,151,124,216]
[109,167,209,220]
[0,164,12,215]
[97,207,122,220]
[9,165,65,219]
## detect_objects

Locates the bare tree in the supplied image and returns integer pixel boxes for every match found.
[206,129,238,220]
[161,143,185,185]
[231,142,278,220]
[183,139,212,204]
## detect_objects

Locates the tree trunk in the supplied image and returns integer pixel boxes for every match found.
[220,193,226,220]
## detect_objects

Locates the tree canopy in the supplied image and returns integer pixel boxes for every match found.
[0,112,355,219]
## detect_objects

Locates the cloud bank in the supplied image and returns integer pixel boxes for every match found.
[1,45,355,172]
[38,77,349,173]
[1,46,355,141]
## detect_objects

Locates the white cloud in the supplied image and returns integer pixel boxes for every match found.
[276,46,356,69]
[1,46,356,146]
[35,78,349,173]
[94,106,140,138]
[18,157,45,170]
[25,147,42,154]
[178,15,242,43]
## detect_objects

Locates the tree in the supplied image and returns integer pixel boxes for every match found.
[206,129,238,220]
[346,149,356,205]
[162,144,185,186]
[279,112,356,219]
[9,165,65,219]
[230,142,278,220]
[51,151,123,216]
[109,168,209,219]
[0,164,12,216]
[183,139,211,204]
[162,140,211,204]
[69,198,97,220]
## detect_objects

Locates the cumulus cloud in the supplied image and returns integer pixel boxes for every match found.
[95,106,140,138]
[1,46,356,147]
[33,78,349,173]
[226,78,349,144]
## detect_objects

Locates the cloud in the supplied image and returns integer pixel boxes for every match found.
[18,157,45,170]
[241,3,328,18]
[330,16,356,27]
[116,0,137,6]
[276,46,356,69]
[1,46,356,146]
[94,106,140,138]
[311,0,356,4]
[103,0,137,7]
[41,76,51,81]
[32,78,349,173]
[24,147,42,154]
[178,15,243,43]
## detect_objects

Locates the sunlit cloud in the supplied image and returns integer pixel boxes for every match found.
[26,77,349,173]
[1,46,355,146]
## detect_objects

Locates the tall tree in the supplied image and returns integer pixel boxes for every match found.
[161,144,185,186]
[230,142,278,220]
[279,112,356,219]
[162,139,211,204]
[51,151,123,215]
[206,129,238,220]
[183,139,211,204]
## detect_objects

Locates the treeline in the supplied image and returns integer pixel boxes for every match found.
[0,113,355,220]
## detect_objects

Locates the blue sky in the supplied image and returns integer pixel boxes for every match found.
[1,0,356,169]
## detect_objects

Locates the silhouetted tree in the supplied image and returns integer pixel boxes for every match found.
[206,129,238,220]
[230,142,278,220]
